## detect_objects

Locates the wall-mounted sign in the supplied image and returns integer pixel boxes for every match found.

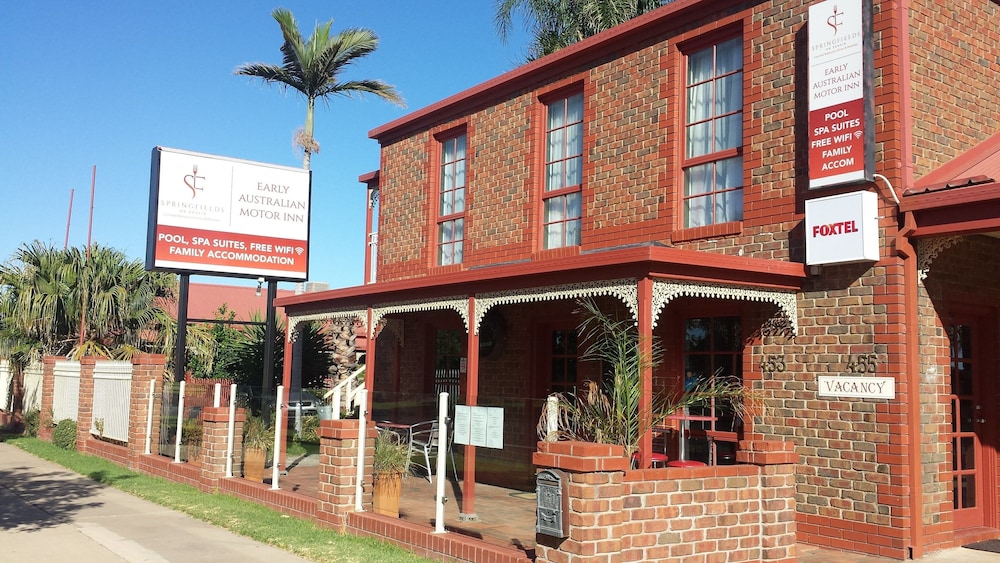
[818,375,894,399]
[807,0,874,189]
[146,147,311,281]
[454,405,504,449]
[805,190,878,265]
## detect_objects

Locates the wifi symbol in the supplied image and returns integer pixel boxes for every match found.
[854,131,862,139]
[295,247,305,255]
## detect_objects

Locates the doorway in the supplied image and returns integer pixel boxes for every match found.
[947,315,996,529]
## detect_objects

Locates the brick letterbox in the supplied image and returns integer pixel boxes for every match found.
[536,468,568,538]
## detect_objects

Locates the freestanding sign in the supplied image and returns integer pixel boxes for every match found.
[146,147,311,281]
[805,190,879,265]
[807,0,874,189]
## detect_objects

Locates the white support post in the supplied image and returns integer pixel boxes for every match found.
[333,387,342,420]
[174,381,186,463]
[355,388,368,511]
[271,385,284,490]
[434,392,449,534]
[225,383,236,478]
[213,383,221,408]
[546,395,559,441]
[144,379,155,455]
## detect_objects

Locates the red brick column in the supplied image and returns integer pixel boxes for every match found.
[128,354,165,468]
[316,419,375,530]
[75,357,97,453]
[38,356,58,440]
[533,441,630,563]
[738,440,799,563]
[200,406,245,489]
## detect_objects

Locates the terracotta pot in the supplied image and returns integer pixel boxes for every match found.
[243,447,267,482]
[372,472,403,517]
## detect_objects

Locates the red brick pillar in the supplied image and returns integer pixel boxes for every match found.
[75,357,97,453]
[128,354,166,468]
[316,419,375,530]
[199,406,244,490]
[38,356,58,441]
[737,440,799,563]
[533,441,631,563]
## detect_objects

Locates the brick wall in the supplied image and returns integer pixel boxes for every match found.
[533,439,798,563]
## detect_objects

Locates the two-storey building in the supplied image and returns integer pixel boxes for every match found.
[277,0,1000,558]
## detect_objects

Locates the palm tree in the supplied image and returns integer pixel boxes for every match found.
[235,8,404,170]
[495,0,665,60]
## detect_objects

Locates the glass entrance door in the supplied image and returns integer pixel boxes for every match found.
[949,320,986,528]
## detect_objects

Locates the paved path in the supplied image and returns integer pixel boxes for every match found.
[0,443,309,562]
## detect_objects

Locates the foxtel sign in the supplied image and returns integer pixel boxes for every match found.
[807,0,875,189]
[146,147,312,281]
[805,191,878,265]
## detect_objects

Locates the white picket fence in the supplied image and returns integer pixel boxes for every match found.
[0,360,43,413]
[92,361,133,442]
[52,360,81,422]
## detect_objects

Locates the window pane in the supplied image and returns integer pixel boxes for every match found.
[439,244,452,265]
[566,155,582,187]
[443,138,455,162]
[567,122,583,157]
[715,113,742,151]
[456,135,466,160]
[567,218,580,246]
[685,163,712,196]
[715,73,743,115]
[566,191,581,219]
[546,223,562,249]
[548,128,564,162]
[688,82,712,123]
[547,162,563,191]
[442,163,454,191]
[439,221,453,243]
[440,191,452,216]
[716,157,742,189]
[545,195,565,222]
[454,218,464,241]
[685,195,711,228]
[566,93,583,122]
[548,100,565,129]
[455,161,466,190]
[685,319,710,351]
[688,48,713,83]
[453,240,463,264]
[686,122,711,158]
[454,187,465,213]
[718,189,743,223]
[716,38,742,74]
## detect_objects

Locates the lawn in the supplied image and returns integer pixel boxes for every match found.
[3,435,432,563]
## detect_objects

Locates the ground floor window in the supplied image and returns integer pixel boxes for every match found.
[683,316,742,464]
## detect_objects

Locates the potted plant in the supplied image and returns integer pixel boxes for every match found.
[372,430,410,517]
[242,414,273,482]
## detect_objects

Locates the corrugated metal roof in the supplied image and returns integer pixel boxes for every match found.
[907,131,1000,196]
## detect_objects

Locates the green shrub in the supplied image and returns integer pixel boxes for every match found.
[294,415,320,443]
[52,419,77,450]
[22,409,40,437]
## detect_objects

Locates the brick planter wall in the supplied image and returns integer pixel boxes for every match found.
[533,440,798,563]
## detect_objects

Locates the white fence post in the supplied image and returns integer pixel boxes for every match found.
[434,392,449,534]
[174,381,186,463]
[213,383,221,408]
[546,395,559,441]
[144,379,155,455]
[271,385,284,490]
[355,388,368,511]
[226,383,236,478]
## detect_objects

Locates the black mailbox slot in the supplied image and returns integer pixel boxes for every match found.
[536,468,568,538]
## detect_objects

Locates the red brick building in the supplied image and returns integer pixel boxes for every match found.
[277,0,1000,558]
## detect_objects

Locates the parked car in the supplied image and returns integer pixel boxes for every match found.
[287,389,322,420]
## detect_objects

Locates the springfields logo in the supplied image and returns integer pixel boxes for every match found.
[183,164,205,199]
[826,5,844,35]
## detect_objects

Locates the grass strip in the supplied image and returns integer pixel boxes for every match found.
[6,436,431,563]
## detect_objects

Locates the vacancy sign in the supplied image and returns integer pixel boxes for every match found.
[808,0,874,189]
[805,190,878,265]
[147,147,311,281]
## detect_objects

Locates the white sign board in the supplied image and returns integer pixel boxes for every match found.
[817,376,894,399]
[807,0,874,189]
[453,405,504,449]
[146,147,311,280]
[805,190,879,265]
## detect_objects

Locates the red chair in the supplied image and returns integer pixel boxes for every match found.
[631,452,669,468]
[667,459,707,468]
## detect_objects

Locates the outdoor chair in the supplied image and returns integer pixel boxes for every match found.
[407,420,458,482]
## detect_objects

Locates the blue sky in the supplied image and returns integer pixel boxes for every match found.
[0,1,530,289]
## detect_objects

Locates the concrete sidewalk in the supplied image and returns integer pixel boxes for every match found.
[0,443,309,562]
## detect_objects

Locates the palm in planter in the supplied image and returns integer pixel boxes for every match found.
[539,298,760,461]
[242,415,274,482]
[372,430,409,517]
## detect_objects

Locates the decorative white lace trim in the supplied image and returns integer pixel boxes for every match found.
[916,236,963,281]
[652,279,798,333]
[287,310,367,342]
[474,280,639,334]
[372,297,469,332]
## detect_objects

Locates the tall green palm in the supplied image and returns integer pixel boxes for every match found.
[495,0,665,60]
[235,8,404,170]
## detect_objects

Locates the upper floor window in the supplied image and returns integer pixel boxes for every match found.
[683,37,743,228]
[438,134,466,265]
[543,93,583,249]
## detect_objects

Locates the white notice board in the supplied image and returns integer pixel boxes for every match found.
[453,405,504,449]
